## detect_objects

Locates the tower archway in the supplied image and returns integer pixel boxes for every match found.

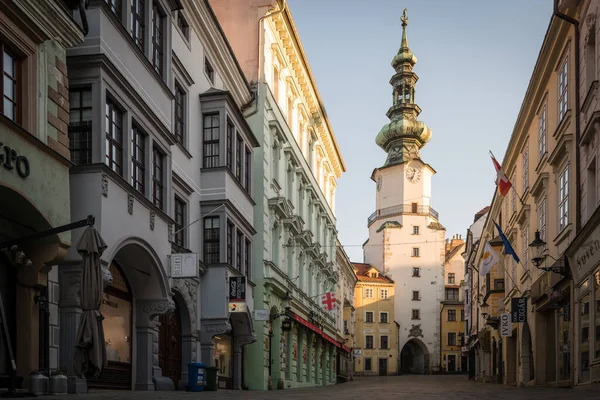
[400,338,430,374]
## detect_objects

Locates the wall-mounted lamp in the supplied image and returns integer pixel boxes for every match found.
[528,231,570,278]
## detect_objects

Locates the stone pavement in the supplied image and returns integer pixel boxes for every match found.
[40,375,597,399]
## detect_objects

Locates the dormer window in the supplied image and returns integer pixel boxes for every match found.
[370,272,377,278]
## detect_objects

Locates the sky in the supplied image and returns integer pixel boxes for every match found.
[286,0,555,262]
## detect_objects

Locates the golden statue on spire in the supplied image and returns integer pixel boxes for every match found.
[401,8,408,27]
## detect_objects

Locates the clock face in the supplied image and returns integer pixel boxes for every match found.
[406,166,422,183]
[377,175,383,191]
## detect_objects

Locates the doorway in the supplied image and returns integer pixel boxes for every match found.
[447,355,456,372]
[159,303,182,388]
[378,358,388,376]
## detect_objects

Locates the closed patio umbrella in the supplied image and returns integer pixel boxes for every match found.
[73,227,108,379]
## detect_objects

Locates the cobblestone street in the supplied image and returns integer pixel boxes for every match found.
[41,375,598,400]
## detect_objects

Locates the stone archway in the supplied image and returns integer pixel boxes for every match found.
[171,279,198,390]
[520,321,534,384]
[400,338,430,374]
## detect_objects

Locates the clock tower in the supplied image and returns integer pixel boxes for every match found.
[364,9,445,374]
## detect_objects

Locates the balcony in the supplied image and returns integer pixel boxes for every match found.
[368,204,439,226]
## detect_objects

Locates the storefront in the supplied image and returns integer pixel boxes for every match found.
[567,206,600,385]
[213,334,233,389]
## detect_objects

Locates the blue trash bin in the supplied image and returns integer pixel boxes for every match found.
[187,362,206,392]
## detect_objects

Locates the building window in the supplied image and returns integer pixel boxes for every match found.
[539,104,547,159]
[380,335,388,350]
[558,57,568,122]
[521,223,530,271]
[448,273,455,284]
[380,289,388,299]
[445,288,459,301]
[412,226,420,235]
[1,46,17,122]
[538,197,547,240]
[587,29,597,86]
[131,125,145,193]
[236,231,242,271]
[245,238,251,277]
[176,11,189,41]
[226,222,233,266]
[511,173,517,214]
[131,0,145,51]
[364,288,373,298]
[594,270,600,359]
[411,202,418,213]
[365,312,373,323]
[448,332,457,346]
[413,267,420,277]
[203,114,219,168]
[105,100,123,175]
[236,134,243,180]
[174,197,186,247]
[226,120,234,170]
[412,247,420,257]
[412,309,420,320]
[522,146,529,192]
[412,291,420,301]
[205,57,214,83]
[151,2,164,75]
[343,320,348,333]
[105,0,121,18]
[461,309,465,321]
[365,335,374,349]
[245,147,251,191]
[448,309,456,321]
[364,357,372,371]
[380,312,388,323]
[580,291,591,382]
[174,83,186,144]
[68,88,93,165]
[152,146,164,209]
[203,216,219,264]
[559,166,569,230]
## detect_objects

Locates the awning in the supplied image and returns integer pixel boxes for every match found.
[292,313,347,350]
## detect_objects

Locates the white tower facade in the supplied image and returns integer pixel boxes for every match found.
[363,9,445,374]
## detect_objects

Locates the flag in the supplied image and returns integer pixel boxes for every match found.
[321,292,336,311]
[480,242,500,276]
[493,220,520,264]
[490,152,512,197]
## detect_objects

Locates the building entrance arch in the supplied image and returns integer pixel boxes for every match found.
[400,338,430,374]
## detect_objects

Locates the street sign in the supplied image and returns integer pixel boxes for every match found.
[500,313,512,337]
[228,276,246,301]
[254,309,269,321]
[170,253,198,278]
[228,302,247,313]
[511,297,527,323]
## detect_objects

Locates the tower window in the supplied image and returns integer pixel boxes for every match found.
[412,267,420,277]
[412,226,420,235]
[411,202,418,213]
[412,247,420,257]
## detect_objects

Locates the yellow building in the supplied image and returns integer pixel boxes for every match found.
[441,236,466,372]
[352,263,398,376]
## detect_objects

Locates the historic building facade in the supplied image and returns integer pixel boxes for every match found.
[335,240,357,381]
[440,236,466,372]
[352,263,398,376]
[209,0,346,390]
[0,0,84,391]
[362,10,444,374]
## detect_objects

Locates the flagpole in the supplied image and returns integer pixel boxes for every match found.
[489,150,526,206]
[482,233,523,295]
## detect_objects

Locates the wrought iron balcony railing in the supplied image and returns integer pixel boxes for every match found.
[367,204,439,226]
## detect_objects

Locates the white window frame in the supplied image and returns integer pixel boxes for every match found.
[380,288,388,299]
[538,104,547,159]
[380,335,389,350]
[364,288,373,298]
[412,225,420,235]
[538,196,547,240]
[365,311,374,323]
[558,57,568,122]
[522,146,529,192]
[559,165,569,231]
[365,335,374,349]
[412,247,420,257]
[379,311,388,323]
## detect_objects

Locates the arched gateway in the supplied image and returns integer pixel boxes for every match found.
[400,338,430,374]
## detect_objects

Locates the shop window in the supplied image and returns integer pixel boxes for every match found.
[580,292,591,383]
[213,335,232,383]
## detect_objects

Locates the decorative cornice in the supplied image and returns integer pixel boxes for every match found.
[172,51,195,87]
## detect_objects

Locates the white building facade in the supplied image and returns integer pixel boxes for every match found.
[362,10,444,374]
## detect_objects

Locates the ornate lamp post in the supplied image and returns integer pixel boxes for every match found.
[528,231,570,278]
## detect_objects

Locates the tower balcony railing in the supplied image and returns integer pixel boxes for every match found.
[367,204,439,226]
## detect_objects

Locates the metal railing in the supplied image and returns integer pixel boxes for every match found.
[367,204,439,225]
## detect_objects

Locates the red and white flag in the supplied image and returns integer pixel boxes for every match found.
[321,292,336,311]
[490,151,512,197]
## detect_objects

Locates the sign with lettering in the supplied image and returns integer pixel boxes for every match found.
[569,222,600,282]
[254,309,269,321]
[511,297,527,323]
[228,276,246,301]
[170,253,198,278]
[563,304,570,322]
[228,302,247,313]
[0,143,30,178]
[500,313,512,337]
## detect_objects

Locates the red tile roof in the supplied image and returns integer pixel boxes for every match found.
[352,262,394,283]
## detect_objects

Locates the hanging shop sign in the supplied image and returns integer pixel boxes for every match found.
[500,313,512,337]
[0,143,30,178]
[511,297,527,323]
[170,253,198,278]
[228,302,247,313]
[228,276,246,301]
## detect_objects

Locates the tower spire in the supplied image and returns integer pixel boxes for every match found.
[375,9,431,167]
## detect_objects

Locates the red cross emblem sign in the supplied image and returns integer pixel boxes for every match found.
[321,292,336,311]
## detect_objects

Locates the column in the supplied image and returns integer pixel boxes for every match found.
[199,320,232,369]
[296,329,304,383]
[136,299,175,391]
[178,333,198,390]
[232,334,255,390]
[306,331,312,384]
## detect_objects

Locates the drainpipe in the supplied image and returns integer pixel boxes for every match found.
[439,304,443,373]
[554,0,581,233]
[553,0,580,387]
[243,0,288,119]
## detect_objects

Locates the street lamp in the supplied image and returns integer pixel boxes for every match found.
[480,301,489,320]
[528,230,570,278]
[283,291,292,312]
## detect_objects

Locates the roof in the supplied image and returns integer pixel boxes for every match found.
[352,262,394,284]
[475,206,490,217]
[445,243,465,264]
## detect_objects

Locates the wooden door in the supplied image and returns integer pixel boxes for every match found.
[447,355,456,372]
[378,358,387,376]
[159,304,182,388]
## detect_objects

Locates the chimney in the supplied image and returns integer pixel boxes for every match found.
[451,234,465,248]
